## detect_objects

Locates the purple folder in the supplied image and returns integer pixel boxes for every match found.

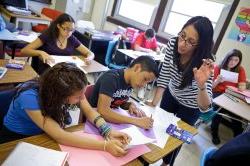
[84,108,156,139]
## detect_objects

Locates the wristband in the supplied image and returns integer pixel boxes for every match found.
[93,115,102,126]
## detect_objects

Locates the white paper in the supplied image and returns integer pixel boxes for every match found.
[138,105,180,148]
[48,56,87,73]
[220,69,239,83]
[16,32,38,43]
[2,142,68,166]
[121,126,156,149]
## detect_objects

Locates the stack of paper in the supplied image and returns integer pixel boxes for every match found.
[2,142,68,166]
[220,69,239,83]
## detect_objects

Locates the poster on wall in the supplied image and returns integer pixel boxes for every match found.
[228,7,250,44]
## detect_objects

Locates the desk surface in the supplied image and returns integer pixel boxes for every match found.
[0,60,38,84]
[0,29,19,41]
[118,49,165,62]
[213,93,250,121]
[0,124,142,166]
[78,56,109,74]
[0,6,51,21]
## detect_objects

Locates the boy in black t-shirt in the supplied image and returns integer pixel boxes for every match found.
[88,56,159,129]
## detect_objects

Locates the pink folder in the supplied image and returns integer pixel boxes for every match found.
[59,131,150,166]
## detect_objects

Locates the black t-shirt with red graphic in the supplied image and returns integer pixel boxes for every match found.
[88,69,133,108]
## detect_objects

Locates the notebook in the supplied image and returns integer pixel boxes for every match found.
[0,67,7,79]
[2,142,69,166]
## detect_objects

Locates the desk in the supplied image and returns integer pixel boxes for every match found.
[0,29,20,59]
[117,49,165,62]
[213,93,250,123]
[141,120,197,164]
[0,59,37,85]
[0,6,51,29]
[0,124,143,166]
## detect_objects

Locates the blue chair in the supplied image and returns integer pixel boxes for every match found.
[0,88,16,129]
[200,147,218,166]
[105,38,127,69]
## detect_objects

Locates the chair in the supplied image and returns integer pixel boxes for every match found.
[105,38,127,69]
[200,147,218,166]
[0,88,16,129]
[32,8,62,32]
[84,84,94,101]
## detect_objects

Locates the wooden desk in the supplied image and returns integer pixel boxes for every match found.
[141,120,197,164]
[0,124,142,166]
[213,93,250,122]
[0,60,37,85]
[0,6,51,29]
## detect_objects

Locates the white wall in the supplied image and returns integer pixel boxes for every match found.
[215,0,250,78]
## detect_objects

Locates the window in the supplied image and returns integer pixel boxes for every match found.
[159,0,228,38]
[108,0,239,53]
[113,0,160,29]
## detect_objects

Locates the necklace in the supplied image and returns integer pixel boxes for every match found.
[58,38,66,47]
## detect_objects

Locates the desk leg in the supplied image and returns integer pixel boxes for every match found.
[0,41,6,59]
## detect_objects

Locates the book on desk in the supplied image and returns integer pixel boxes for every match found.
[2,142,69,166]
[225,86,250,104]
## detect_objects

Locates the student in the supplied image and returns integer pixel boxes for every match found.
[205,131,250,166]
[211,49,246,145]
[133,28,160,53]
[21,13,94,74]
[88,56,159,129]
[146,16,214,166]
[0,63,130,157]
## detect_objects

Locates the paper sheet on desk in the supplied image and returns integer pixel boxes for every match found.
[47,56,87,73]
[139,106,180,148]
[16,32,38,43]
[59,131,150,166]
[84,108,156,139]
[220,69,239,83]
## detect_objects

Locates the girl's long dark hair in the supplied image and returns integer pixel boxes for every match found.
[173,16,214,89]
[219,49,242,73]
[43,13,75,42]
[14,63,88,128]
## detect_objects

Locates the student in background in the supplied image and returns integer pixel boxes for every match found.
[211,49,246,145]
[0,63,130,157]
[88,56,159,129]
[205,131,250,166]
[133,28,160,53]
[146,16,214,166]
[21,13,94,75]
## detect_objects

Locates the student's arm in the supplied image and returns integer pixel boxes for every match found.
[21,38,52,63]
[26,110,126,157]
[146,87,165,107]
[238,66,247,91]
[76,44,95,64]
[134,44,153,53]
[97,93,153,129]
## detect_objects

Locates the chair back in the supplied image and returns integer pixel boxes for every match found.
[85,85,94,101]
[105,38,119,67]
[0,88,16,129]
[41,8,63,21]
[200,147,217,166]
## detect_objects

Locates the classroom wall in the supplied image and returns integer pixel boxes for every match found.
[91,0,250,78]
[215,0,250,78]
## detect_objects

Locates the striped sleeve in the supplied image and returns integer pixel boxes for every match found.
[157,38,176,88]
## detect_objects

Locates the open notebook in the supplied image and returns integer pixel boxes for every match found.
[2,142,69,166]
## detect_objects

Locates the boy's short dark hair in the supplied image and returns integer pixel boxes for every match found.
[145,28,155,38]
[129,56,159,77]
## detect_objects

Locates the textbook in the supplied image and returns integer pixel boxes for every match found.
[2,142,69,166]
[225,86,250,104]
[0,67,7,79]
[5,59,25,70]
